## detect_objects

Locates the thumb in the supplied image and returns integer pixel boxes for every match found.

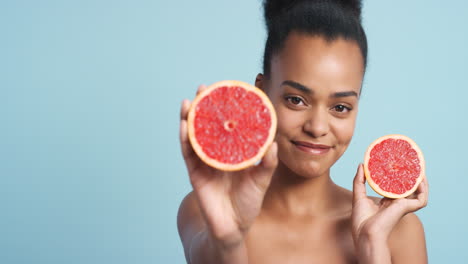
[260,142,278,170]
[353,163,367,203]
[251,142,278,191]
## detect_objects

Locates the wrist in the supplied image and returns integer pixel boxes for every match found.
[209,229,246,252]
[355,233,391,264]
[190,230,248,264]
[212,234,248,263]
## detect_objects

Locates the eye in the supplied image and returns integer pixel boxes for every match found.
[332,104,351,113]
[285,96,305,106]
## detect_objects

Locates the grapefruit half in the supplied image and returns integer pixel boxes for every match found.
[363,134,425,199]
[187,80,277,171]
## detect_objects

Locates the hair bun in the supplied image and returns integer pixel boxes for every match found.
[263,0,294,26]
[333,0,362,20]
[263,0,362,28]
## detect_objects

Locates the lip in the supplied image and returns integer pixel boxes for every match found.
[292,140,332,155]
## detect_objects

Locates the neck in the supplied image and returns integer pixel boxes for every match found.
[263,162,347,218]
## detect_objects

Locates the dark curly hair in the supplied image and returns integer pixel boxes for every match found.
[262,0,367,77]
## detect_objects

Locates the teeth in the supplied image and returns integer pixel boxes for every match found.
[309,149,322,154]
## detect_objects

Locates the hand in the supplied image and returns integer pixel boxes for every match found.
[351,163,429,243]
[179,85,278,248]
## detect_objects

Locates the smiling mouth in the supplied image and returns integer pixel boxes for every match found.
[291,140,332,155]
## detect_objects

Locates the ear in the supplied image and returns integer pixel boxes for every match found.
[255,73,264,89]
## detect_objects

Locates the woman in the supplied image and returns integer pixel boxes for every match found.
[177,0,429,263]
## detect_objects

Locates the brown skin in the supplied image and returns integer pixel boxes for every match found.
[178,32,428,263]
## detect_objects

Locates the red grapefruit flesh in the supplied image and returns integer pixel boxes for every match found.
[187,80,277,171]
[363,134,425,199]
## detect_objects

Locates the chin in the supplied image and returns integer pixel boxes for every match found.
[279,156,332,178]
[298,163,330,178]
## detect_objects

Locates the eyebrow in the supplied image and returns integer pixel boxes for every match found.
[281,80,359,98]
[331,91,359,98]
[281,80,313,94]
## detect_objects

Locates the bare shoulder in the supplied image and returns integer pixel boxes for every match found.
[177,191,205,236]
[388,213,428,263]
[177,192,206,259]
[178,192,201,224]
[364,196,427,263]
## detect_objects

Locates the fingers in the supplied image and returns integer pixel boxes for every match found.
[196,84,208,96]
[179,100,191,149]
[405,176,429,212]
[180,84,206,121]
[179,100,198,172]
[251,142,278,192]
[180,99,191,121]
[352,163,367,203]
[388,176,428,216]
[416,177,429,207]
[379,197,394,208]
[179,118,192,159]
[260,142,278,170]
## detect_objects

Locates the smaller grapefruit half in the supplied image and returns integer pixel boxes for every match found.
[187,80,277,171]
[363,134,425,199]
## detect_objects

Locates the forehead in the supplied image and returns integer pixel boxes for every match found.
[270,32,364,93]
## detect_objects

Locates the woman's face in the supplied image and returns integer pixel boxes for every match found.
[258,32,364,178]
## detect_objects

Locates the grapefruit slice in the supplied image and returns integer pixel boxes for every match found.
[363,134,425,199]
[187,80,277,171]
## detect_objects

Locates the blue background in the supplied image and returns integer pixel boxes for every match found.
[1,0,467,263]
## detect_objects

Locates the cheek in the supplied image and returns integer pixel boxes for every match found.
[275,104,304,136]
[331,115,356,146]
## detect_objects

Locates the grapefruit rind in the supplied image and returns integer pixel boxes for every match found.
[363,134,425,199]
[187,80,277,171]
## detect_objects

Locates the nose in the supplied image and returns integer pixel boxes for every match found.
[303,106,329,138]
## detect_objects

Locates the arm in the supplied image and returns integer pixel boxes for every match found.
[354,213,427,264]
[351,164,428,264]
[354,234,391,264]
[177,87,278,264]
[177,192,249,264]
[388,213,427,263]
